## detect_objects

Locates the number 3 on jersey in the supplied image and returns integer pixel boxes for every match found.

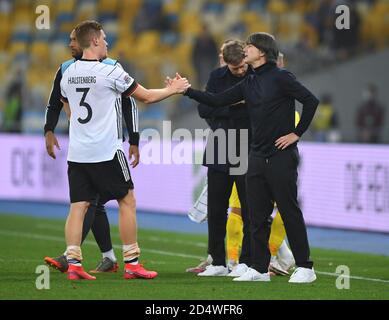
[76,88,92,124]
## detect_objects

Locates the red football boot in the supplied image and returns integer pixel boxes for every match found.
[124,263,158,279]
[67,264,96,280]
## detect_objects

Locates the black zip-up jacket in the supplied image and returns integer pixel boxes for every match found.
[186,62,319,158]
[44,59,139,146]
[197,65,250,173]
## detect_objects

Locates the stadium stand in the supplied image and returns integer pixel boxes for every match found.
[0,0,388,134]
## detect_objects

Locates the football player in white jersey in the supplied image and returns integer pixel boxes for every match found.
[60,20,190,280]
[44,29,141,274]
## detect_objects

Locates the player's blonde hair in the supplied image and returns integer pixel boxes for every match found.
[74,20,103,49]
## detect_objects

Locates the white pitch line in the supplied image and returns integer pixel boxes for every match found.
[0,230,203,260]
[35,224,207,248]
[35,224,63,232]
[315,271,389,284]
[1,229,389,284]
[146,236,207,248]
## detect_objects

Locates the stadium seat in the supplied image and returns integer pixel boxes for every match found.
[8,42,28,57]
[98,0,118,14]
[179,12,202,35]
[56,0,75,13]
[267,0,289,14]
[163,0,184,15]
[134,31,161,56]
[30,42,50,64]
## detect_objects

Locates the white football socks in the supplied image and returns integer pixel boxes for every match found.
[102,249,117,262]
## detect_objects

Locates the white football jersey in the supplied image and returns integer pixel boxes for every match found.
[60,59,138,163]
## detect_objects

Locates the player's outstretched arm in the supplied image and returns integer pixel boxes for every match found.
[131,76,190,104]
[169,73,245,108]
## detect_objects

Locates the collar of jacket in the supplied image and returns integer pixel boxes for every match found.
[253,61,277,75]
[213,65,231,79]
[215,65,252,79]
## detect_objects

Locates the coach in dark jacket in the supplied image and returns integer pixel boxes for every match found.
[185,33,319,283]
[196,40,252,275]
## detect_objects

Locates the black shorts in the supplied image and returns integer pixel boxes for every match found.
[68,150,134,204]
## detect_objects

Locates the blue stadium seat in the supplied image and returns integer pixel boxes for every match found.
[11,31,31,42]
[202,2,225,14]
[99,13,117,23]
[56,12,75,25]
[160,31,180,46]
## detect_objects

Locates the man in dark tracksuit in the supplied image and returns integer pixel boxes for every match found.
[43,30,140,273]
[196,40,252,276]
[184,32,319,283]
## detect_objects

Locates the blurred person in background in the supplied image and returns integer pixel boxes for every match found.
[355,83,385,143]
[192,24,219,88]
[316,0,335,47]
[332,1,361,60]
[1,70,24,133]
[311,93,341,142]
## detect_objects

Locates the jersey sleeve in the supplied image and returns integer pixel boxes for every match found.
[60,79,68,102]
[105,65,138,96]
[44,67,63,134]
[122,95,139,146]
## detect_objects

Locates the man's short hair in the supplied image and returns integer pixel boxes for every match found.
[246,32,279,63]
[75,20,103,49]
[222,40,246,66]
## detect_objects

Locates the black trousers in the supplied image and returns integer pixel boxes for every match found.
[246,147,313,273]
[207,167,251,266]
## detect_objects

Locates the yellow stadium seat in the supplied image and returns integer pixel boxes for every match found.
[9,42,28,56]
[50,43,70,68]
[98,0,118,13]
[362,1,389,49]
[59,22,75,33]
[171,41,194,76]
[76,1,96,22]
[163,0,184,14]
[14,0,32,11]
[56,0,75,13]
[119,0,142,19]
[267,0,288,15]
[374,0,389,14]
[111,34,135,60]
[242,12,271,34]
[299,21,319,48]
[241,11,261,25]
[179,12,202,35]
[0,15,10,49]
[13,9,33,24]
[30,42,50,63]
[33,0,53,7]
[134,31,161,57]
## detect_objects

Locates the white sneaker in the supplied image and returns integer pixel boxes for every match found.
[228,263,249,277]
[198,265,229,277]
[233,267,271,282]
[288,267,317,283]
[277,241,296,271]
[269,257,289,276]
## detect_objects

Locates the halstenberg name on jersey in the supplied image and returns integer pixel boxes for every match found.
[68,76,97,85]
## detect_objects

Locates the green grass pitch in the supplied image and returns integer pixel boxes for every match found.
[0,213,388,300]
